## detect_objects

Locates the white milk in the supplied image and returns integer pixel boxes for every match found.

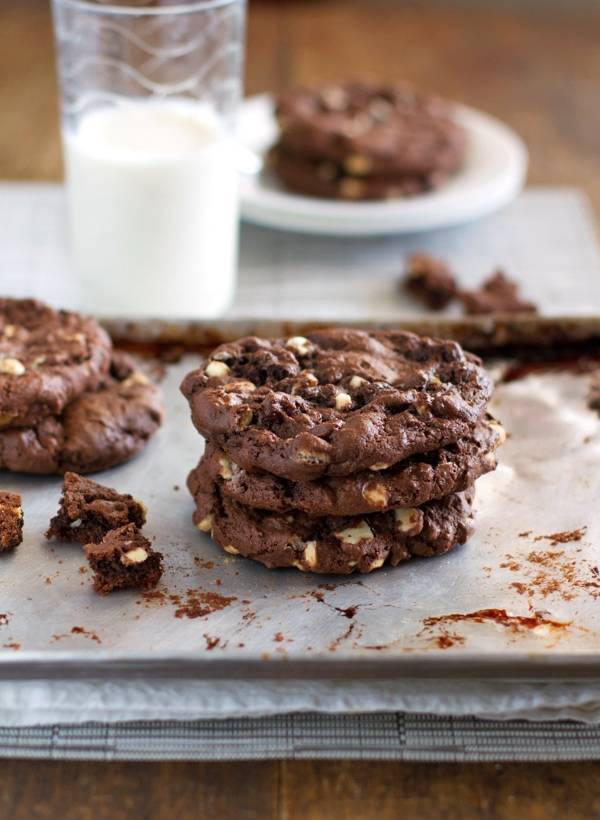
[64,101,239,317]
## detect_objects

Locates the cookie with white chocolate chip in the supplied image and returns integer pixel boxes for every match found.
[180,329,493,482]
[0,298,111,428]
[270,81,466,200]
[192,469,474,575]
[0,353,163,474]
[46,472,147,545]
[188,417,503,517]
[85,523,163,594]
[268,145,446,201]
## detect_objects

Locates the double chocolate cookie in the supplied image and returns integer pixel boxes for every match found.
[270,82,467,200]
[189,418,503,517]
[192,470,474,574]
[182,327,500,576]
[0,353,163,474]
[181,329,492,481]
[0,299,111,428]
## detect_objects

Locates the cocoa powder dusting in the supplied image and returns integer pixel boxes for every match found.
[172,590,236,619]
[533,528,587,546]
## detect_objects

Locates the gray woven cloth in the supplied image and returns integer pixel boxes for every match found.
[1,714,600,762]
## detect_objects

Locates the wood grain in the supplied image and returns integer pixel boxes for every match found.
[2,1,600,817]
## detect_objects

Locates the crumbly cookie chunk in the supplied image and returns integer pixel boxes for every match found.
[46,472,147,545]
[402,253,459,310]
[0,491,23,552]
[460,271,537,315]
[0,298,111,428]
[85,523,163,595]
[0,354,163,474]
[180,328,493,481]
[189,418,503,517]
[275,82,467,177]
[192,475,474,575]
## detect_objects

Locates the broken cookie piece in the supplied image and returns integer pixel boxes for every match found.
[460,271,537,315]
[402,253,458,310]
[85,523,163,595]
[46,472,146,545]
[0,491,23,552]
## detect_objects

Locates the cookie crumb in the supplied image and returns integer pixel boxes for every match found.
[460,271,537,315]
[402,253,458,309]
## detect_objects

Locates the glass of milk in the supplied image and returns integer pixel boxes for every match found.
[51,0,246,318]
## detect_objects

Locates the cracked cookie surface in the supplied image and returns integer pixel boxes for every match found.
[181,328,493,481]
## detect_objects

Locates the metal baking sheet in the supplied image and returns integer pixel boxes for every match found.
[2,316,600,681]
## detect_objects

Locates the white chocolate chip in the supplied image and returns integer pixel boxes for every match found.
[296,449,330,465]
[369,462,391,471]
[205,360,230,378]
[303,541,318,569]
[344,154,373,176]
[339,178,364,200]
[349,375,366,389]
[0,357,25,376]
[238,407,253,430]
[32,355,46,367]
[123,371,150,388]
[212,350,233,362]
[121,547,149,565]
[335,392,352,411]
[223,380,256,393]
[286,336,311,356]
[197,515,213,533]
[292,560,307,572]
[13,506,22,519]
[367,556,385,572]
[394,507,423,535]
[361,482,390,509]
[69,518,82,529]
[335,520,374,545]
[218,457,234,480]
[223,544,239,555]
[3,325,15,338]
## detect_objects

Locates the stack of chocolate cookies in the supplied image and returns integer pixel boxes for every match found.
[0,298,163,474]
[268,82,467,201]
[182,329,503,575]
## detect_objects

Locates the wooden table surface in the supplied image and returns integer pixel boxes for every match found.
[2,1,600,817]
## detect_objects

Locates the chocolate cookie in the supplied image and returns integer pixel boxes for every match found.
[0,491,23,552]
[188,417,502,517]
[0,354,163,474]
[0,299,112,428]
[268,146,445,201]
[275,82,467,178]
[46,472,147,544]
[85,523,163,594]
[192,474,474,574]
[180,329,493,481]
[460,271,537,315]
[402,253,459,310]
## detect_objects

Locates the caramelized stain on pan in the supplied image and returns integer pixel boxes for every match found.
[2,643,20,651]
[52,626,102,644]
[435,634,466,649]
[423,609,571,632]
[203,634,221,650]
[0,614,9,626]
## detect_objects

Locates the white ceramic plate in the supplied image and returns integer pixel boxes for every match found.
[238,94,528,236]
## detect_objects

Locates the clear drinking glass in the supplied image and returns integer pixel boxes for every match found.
[51,0,246,318]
